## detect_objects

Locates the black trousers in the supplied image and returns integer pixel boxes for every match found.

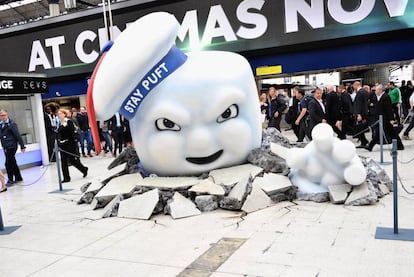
[112,127,124,155]
[59,142,87,180]
[268,116,282,131]
[4,147,22,182]
[46,131,56,161]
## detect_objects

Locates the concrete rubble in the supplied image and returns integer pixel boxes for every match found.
[117,189,159,220]
[76,129,393,220]
[165,192,201,219]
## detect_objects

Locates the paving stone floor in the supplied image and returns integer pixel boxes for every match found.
[1,130,414,276]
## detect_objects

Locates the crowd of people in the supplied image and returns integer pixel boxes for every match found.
[43,103,133,183]
[261,81,414,151]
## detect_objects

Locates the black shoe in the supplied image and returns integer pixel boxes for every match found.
[83,167,88,178]
[62,179,71,183]
[356,144,367,148]
[364,145,373,152]
[6,180,15,186]
[15,178,23,182]
[397,146,405,151]
[0,187,7,193]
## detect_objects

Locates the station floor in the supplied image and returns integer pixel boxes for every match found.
[1,130,414,277]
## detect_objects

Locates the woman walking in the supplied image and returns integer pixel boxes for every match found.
[57,109,88,182]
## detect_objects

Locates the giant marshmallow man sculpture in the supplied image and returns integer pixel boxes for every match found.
[87,12,366,192]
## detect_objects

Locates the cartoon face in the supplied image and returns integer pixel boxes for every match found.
[131,51,262,176]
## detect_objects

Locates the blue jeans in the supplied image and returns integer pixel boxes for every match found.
[102,131,112,152]
[80,129,93,155]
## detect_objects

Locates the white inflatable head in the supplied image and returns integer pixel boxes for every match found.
[88,12,262,176]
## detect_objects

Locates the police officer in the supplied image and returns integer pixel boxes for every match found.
[0,109,26,185]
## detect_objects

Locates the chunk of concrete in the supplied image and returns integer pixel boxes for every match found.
[345,181,378,206]
[247,148,288,173]
[102,194,123,218]
[209,164,263,187]
[166,192,201,219]
[254,173,292,195]
[378,181,390,196]
[138,176,200,189]
[195,195,219,212]
[242,184,273,213]
[94,173,142,207]
[328,184,352,204]
[219,175,252,210]
[117,189,160,220]
[189,177,225,196]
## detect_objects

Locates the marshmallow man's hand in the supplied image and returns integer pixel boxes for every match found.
[272,123,366,188]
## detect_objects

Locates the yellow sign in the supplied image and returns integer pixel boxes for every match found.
[256,65,282,76]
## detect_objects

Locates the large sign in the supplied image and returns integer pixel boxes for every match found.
[0,0,413,74]
[0,76,48,94]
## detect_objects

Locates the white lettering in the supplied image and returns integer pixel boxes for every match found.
[75,30,99,63]
[0,80,13,89]
[177,10,200,50]
[201,5,237,45]
[28,40,51,72]
[383,0,408,17]
[45,36,65,67]
[142,80,150,91]
[328,0,375,24]
[236,0,267,39]
[285,0,324,33]
[133,89,143,98]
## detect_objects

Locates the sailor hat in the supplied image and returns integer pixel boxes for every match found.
[87,12,187,153]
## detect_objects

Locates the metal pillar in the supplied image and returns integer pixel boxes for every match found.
[375,139,414,241]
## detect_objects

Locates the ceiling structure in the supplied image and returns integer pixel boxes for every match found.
[0,0,102,28]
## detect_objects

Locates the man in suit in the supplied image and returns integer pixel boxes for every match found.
[365,84,404,151]
[352,81,369,147]
[0,109,26,185]
[44,106,57,162]
[325,85,344,139]
[307,88,327,139]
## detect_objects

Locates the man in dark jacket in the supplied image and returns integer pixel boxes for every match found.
[0,109,26,185]
[77,106,93,157]
[352,81,369,147]
[366,84,404,151]
[307,88,327,139]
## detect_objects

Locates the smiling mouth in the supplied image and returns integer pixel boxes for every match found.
[186,150,223,165]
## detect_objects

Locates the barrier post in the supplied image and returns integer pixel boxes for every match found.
[379,115,384,163]
[0,206,4,231]
[54,141,63,191]
[375,139,414,241]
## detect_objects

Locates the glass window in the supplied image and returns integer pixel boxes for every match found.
[0,96,36,144]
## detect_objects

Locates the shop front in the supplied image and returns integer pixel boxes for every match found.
[0,74,49,169]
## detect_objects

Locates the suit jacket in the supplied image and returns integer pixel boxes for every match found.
[353,88,368,118]
[376,93,394,123]
[308,98,326,130]
[325,91,340,123]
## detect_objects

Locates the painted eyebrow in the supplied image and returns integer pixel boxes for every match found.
[148,102,191,125]
[207,89,245,121]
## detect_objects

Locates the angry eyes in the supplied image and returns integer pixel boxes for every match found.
[155,104,239,131]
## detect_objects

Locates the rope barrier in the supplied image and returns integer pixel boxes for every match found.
[351,120,379,138]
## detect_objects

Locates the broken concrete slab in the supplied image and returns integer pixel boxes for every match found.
[117,189,160,220]
[378,181,390,196]
[345,181,378,206]
[102,194,123,218]
[209,164,263,187]
[166,192,201,219]
[247,148,288,173]
[138,176,200,189]
[254,173,292,195]
[94,173,142,207]
[189,177,225,196]
[242,184,273,213]
[328,184,352,204]
[195,195,219,212]
[219,175,252,210]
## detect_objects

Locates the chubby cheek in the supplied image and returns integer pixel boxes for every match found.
[217,120,251,154]
[147,132,184,165]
